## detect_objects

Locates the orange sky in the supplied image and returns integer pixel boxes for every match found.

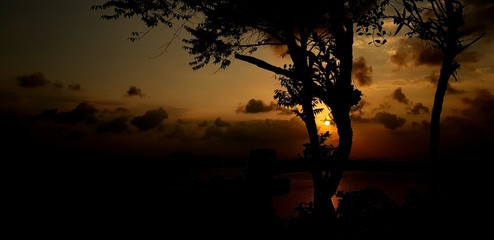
[1,0,494,162]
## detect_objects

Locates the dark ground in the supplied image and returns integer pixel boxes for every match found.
[5,155,490,238]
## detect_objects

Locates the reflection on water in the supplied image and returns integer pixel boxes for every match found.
[273,171,431,219]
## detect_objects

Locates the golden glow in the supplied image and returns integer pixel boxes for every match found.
[322,115,331,126]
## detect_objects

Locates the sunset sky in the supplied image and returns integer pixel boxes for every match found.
[2,0,494,162]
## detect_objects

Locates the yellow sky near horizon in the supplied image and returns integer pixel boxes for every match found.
[1,0,494,161]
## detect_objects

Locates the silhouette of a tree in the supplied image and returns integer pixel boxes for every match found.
[392,1,485,235]
[392,0,484,164]
[91,0,389,229]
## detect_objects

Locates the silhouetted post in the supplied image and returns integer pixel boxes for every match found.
[246,148,276,227]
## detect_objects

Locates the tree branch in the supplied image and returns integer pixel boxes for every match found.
[234,53,293,77]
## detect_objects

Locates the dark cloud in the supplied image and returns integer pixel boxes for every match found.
[164,124,191,140]
[198,120,208,127]
[410,120,430,130]
[392,87,409,104]
[374,112,406,130]
[114,107,131,114]
[29,103,166,136]
[426,72,466,95]
[17,72,50,88]
[204,125,225,139]
[240,99,271,113]
[236,99,292,115]
[351,107,408,129]
[203,118,307,143]
[214,117,231,127]
[463,0,494,42]
[350,114,373,124]
[415,46,444,66]
[407,103,430,115]
[60,101,99,124]
[390,39,443,67]
[457,51,480,64]
[33,101,99,124]
[98,107,131,120]
[33,108,58,121]
[353,99,391,118]
[426,72,438,84]
[68,83,82,91]
[352,56,373,87]
[440,88,494,159]
[96,116,130,134]
[460,88,494,117]
[0,91,22,103]
[95,107,132,134]
[276,107,293,115]
[126,86,145,97]
[158,118,308,158]
[446,84,466,95]
[376,101,392,111]
[130,107,168,131]
[2,105,309,161]
[53,80,63,89]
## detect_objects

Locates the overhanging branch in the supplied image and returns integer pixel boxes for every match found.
[235,53,331,107]
[234,53,293,77]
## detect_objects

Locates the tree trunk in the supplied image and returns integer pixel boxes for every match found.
[310,16,356,230]
[322,14,355,219]
[428,53,455,165]
[429,1,463,211]
[293,38,340,226]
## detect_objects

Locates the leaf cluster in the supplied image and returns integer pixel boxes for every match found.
[392,0,485,80]
[92,1,391,119]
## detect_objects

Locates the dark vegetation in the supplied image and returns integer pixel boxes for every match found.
[6,146,488,238]
[3,153,432,238]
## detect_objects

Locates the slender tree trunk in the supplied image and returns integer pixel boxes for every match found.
[429,0,460,165]
[428,52,457,234]
[429,53,455,165]
[429,2,463,215]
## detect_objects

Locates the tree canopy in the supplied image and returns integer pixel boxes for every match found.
[92,0,391,229]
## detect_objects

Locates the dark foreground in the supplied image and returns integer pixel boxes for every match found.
[5,158,489,239]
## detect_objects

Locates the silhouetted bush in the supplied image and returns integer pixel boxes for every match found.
[336,187,398,236]
[282,187,438,239]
